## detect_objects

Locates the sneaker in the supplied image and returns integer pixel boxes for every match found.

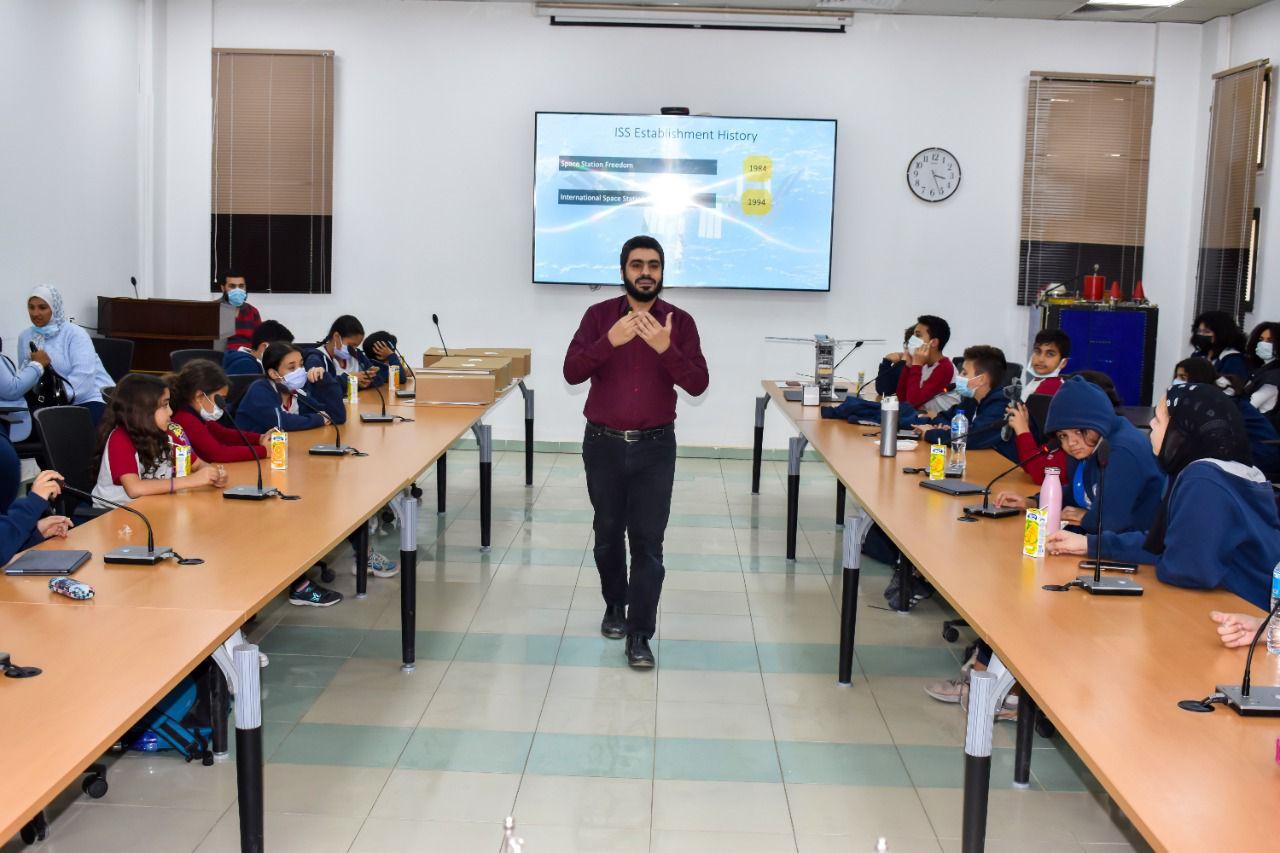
[352,551,399,578]
[259,652,270,668]
[958,683,1019,722]
[289,581,343,607]
[924,675,967,704]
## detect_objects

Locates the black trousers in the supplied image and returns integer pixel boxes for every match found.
[582,425,677,639]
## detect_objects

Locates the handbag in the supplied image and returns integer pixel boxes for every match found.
[24,358,73,411]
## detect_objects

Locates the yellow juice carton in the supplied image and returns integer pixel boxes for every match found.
[928,444,946,480]
[173,445,191,477]
[347,373,359,405]
[1023,508,1047,558]
[269,429,289,471]
[388,365,400,389]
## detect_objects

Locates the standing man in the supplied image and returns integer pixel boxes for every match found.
[218,270,261,351]
[563,236,709,668]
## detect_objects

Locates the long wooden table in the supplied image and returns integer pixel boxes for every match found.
[0,382,526,847]
[756,381,1280,853]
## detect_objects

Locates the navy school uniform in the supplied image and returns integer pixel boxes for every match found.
[233,377,344,434]
[1215,350,1251,381]
[305,346,387,389]
[0,491,51,565]
[922,386,1018,463]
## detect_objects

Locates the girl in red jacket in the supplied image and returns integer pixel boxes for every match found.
[1006,329,1070,485]
[169,359,268,463]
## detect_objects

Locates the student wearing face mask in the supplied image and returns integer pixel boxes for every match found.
[1005,329,1072,485]
[1243,321,1280,416]
[168,360,269,463]
[224,320,294,376]
[913,345,1017,461]
[218,271,261,351]
[1190,310,1249,381]
[993,376,1164,532]
[234,342,337,434]
[306,315,383,390]
[885,315,956,415]
[1046,382,1280,610]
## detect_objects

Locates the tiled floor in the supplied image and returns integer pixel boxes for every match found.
[6,450,1148,853]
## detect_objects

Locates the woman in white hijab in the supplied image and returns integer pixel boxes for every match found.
[17,285,114,424]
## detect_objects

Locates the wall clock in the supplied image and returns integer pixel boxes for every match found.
[907,147,961,203]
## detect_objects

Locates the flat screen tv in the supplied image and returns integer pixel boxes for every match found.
[533,112,837,292]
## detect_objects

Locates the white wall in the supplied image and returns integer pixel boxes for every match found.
[1229,0,1280,330]
[152,0,1216,448]
[0,0,140,354]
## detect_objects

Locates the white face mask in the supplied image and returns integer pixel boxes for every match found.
[906,335,927,355]
[1257,341,1274,362]
[1029,362,1064,380]
[199,396,224,422]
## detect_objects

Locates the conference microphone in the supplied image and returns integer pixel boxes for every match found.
[293,386,363,456]
[360,383,412,424]
[130,275,139,299]
[432,313,449,357]
[1074,437,1143,596]
[216,394,278,500]
[58,483,201,565]
[962,440,1059,519]
[1185,596,1280,716]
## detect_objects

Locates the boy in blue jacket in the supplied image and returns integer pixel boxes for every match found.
[913,345,1017,462]
[1048,383,1279,611]
[0,470,74,565]
[224,320,294,376]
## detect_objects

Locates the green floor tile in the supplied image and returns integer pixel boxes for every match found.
[502,546,589,566]
[454,632,561,665]
[261,683,325,724]
[424,544,499,564]
[556,635,632,669]
[272,723,413,768]
[664,554,743,572]
[854,645,963,679]
[742,555,824,574]
[897,745,1019,789]
[659,639,760,672]
[655,738,781,783]
[1032,739,1105,793]
[667,514,736,528]
[526,733,653,779]
[351,629,464,661]
[757,643,840,674]
[398,728,534,774]
[260,625,367,658]
[229,721,294,763]
[778,742,912,786]
[260,654,346,689]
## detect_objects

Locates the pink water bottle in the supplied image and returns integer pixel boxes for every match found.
[1042,467,1063,534]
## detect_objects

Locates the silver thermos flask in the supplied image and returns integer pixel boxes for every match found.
[880,396,899,458]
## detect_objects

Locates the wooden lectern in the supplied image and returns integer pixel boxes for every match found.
[97,297,236,373]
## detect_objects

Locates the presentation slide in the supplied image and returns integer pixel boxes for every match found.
[533,112,837,292]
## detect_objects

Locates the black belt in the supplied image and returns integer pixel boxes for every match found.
[587,421,672,442]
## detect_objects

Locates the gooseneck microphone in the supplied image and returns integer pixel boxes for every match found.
[1074,437,1143,596]
[216,394,276,500]
[392,342,416,399]
[292,385,362,456]
[360,383,412,424]
[130,275,139,299]
[1180,597,1280,716]
[432,314,449,357]
[963,441,1059,519]
[59,483,177,564]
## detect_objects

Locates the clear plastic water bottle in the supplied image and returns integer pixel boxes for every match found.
[947,410,968,476]
[1267,562,1280,655]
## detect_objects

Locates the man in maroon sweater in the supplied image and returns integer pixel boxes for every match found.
[219,270,262,351]
[563,236,709,668]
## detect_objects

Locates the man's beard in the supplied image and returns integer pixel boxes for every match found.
[624,275,662,303]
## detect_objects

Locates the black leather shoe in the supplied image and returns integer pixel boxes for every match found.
[625,634,655,669]
[601,604,626,639]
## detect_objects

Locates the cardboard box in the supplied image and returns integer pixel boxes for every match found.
[422,347,531,378]
[410,371,496,405]
[420,356,513,390]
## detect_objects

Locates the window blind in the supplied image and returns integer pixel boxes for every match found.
[211,49,334,294]
[1194,60,1269,321]
[1018,72,1154,306]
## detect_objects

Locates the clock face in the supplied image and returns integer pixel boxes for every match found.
[907,147,961,203]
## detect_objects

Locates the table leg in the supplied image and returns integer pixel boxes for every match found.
[436,453,447,515]
[786,435,807,561]
[472,422,493,552]
[519,380,534,488]
[751,394,769,495]
[396,487,419,673]
[353,521,370,599]
[895,553,914,613]
[962,659,1016,853]
[839,498,875,685]
[209,663,230,759]
[212,639,263,853]
[835,482,846,528]
[1014,693,1038,788]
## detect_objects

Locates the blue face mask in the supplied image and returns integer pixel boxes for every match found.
[954,374,975,398]
[333,342,350,360]
[31,322,61,339]
[281,367,307,392]
[1170,378,1187,388]
[227,288,247,308]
